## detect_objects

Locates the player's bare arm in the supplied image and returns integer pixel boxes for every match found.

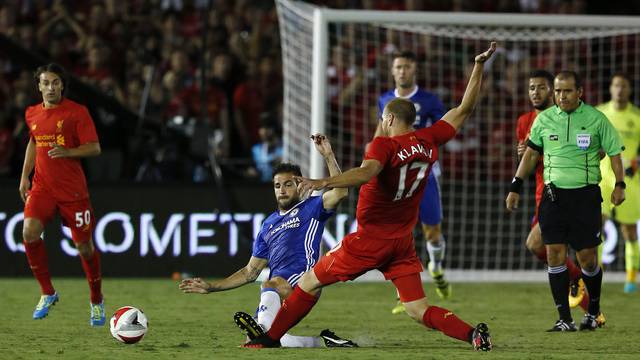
[296,159,383,196]
[18,137,36,203]
[310,133,348,210]
[179,256,268,294]
[609,153,626,206]
[442,42,497,130]
[506,146,541,212]
[48,141,101,159]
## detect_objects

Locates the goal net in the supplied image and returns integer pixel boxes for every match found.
[276,0,640,273]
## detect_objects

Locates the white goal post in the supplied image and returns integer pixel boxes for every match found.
[276,0,640,275]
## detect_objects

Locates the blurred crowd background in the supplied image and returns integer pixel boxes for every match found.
[1,0,638,184]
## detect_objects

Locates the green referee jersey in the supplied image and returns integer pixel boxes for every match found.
[528,101,624,189]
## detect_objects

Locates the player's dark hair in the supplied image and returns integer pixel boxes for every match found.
[611,72,631,83]
[273,163,302,178]
[34,63,68,95]
[392,50,416,62]
[529,69,554,88]
[385,98,416,125]
[555,70,582,89]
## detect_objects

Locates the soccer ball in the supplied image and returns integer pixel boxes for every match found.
[109,306,148,344]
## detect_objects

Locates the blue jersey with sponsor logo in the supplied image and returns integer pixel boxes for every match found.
[252,196,334,286]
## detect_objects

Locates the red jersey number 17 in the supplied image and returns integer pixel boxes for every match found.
[393,162,430,201]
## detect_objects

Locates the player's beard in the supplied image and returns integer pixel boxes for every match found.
[278,195,300,211]
[533,98,551,111]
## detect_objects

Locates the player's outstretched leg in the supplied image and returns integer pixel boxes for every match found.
[413,302,492,351]
[320,329,358,348]
[397,274,491,351]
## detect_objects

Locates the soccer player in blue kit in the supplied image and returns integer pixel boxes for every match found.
[179,134,356,347]
[375,50,451,313]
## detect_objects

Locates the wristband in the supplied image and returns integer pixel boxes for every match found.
[510,177,524,194]
[615,181,626,189]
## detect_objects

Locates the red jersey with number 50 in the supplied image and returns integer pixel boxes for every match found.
[25,98,99,202]
[358,121,457,237]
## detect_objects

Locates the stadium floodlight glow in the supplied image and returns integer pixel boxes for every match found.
[276,0,640,274]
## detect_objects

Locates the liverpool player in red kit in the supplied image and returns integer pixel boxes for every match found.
[515,70,592,314]
[240,43,497,351]
[19,63,105,326]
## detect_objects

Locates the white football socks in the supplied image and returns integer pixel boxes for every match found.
[257,288,321,348]
[427,236,446,273]
[257,288,280,330]
[280,334,322,348]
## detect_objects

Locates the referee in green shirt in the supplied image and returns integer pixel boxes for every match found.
[506,71,625,332]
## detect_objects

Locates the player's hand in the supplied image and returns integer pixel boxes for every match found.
[179,277,211,294]
[475,42,497,63]
[48,144,70,159]
[505,192,520,212]
[311,133,334,157]
[18,177,30,203]
[516,143,526,157]
[612,187,625,206]
[295,176,327,198]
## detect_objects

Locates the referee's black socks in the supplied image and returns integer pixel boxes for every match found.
[548,265,572,322]
[581,266,602,316]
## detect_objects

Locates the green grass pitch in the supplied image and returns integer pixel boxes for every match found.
[1,278,639,359]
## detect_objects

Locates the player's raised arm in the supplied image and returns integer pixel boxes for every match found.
[179,256,268,294]
[310,134,349,210]
[442,42,496,131]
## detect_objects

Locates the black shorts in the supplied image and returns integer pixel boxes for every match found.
[538,184,602,251]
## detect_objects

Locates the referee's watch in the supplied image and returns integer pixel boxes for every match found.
[615,181,626,189]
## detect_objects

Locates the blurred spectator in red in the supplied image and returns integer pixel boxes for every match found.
[233,56,281,157]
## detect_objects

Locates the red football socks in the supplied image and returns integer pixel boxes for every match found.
[80,250,103,304]
[266,286,318,341]
[24,239,55,295]
[423,305,474,343]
